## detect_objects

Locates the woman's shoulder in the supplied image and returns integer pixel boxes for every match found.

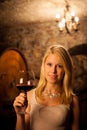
[27,88,36,95]
[27,88,36,102]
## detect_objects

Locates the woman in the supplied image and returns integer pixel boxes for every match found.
[13,44,80,130]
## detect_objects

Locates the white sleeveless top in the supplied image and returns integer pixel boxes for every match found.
[29,89,71,130]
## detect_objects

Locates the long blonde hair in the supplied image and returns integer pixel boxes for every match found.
[36,44,74,106]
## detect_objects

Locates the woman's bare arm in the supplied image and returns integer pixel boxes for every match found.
[71,95,80,130]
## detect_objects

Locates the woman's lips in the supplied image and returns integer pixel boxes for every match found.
[49,74,57,79]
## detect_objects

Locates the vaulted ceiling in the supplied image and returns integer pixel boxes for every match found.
[0,0,87,25]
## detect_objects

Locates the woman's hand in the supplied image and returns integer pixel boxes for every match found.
[13,92,27,114]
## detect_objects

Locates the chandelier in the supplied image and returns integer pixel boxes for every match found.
[56,0,79,34]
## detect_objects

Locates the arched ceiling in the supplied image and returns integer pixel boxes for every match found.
[0,0,87,25]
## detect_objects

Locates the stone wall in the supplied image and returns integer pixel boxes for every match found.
[0,0,87,130]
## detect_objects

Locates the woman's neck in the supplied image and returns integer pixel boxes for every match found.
[45,83,62,93]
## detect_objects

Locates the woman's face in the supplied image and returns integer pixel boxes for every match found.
[44,54,65,85]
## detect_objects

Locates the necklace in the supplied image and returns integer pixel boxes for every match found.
[44,90,60,99]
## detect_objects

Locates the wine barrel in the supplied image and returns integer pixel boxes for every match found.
[0,48,28,117]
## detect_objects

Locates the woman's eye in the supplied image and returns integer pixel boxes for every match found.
[57,64,63,68]
[47,63,52,66]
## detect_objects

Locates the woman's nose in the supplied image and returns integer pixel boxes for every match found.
[52,66,57,73]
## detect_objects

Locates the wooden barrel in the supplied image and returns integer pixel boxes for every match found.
[0,48,28,117]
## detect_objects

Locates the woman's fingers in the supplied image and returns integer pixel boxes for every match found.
[13,92,27,107]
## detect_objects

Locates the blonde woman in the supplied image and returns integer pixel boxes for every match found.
[13,44,80,130]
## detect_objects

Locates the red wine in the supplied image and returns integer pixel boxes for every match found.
[16,84,34,92]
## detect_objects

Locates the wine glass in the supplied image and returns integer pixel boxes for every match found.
[16,70,35,114]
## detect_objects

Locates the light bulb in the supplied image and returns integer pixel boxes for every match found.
[71,11,75,17]
[56,14,60,21]
[74,16,79,24]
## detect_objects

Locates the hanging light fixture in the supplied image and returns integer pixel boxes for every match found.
[56,0,79,34]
